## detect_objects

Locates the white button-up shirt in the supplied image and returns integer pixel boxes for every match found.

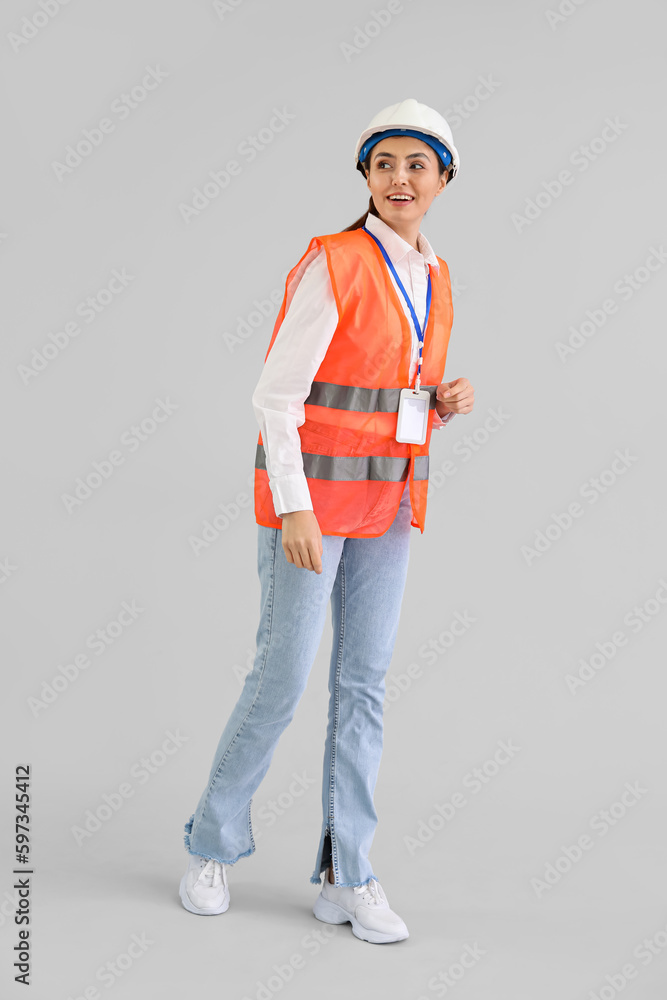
[252,212,455,517]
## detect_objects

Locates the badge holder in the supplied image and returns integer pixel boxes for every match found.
[396,387,431,445]
[361,226,434,448]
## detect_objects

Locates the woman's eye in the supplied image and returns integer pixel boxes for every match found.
[377,161,424,169]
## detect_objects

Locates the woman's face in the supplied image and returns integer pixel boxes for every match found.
[365,135,447,224]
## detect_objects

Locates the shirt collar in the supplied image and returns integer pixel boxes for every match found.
[363,211,440,273]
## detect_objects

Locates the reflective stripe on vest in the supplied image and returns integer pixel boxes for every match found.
[304,381,439,412]
[255,441,429,481]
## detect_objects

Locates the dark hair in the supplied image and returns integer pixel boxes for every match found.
[342,151,452,232]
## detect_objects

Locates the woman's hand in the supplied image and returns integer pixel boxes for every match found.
[435,377,475,416]
[280,510,323,573]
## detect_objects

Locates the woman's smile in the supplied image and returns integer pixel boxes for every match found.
[386,192,416,207]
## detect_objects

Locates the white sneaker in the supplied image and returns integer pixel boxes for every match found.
[313,876,409,943]
[179,853,230,915]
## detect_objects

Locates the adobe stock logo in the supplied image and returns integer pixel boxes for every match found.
[555,246,667,361]
[17,268,135,384]
[60,397,179,513]
[511,118,629,234]
[564,577,667,695]
[340,1,410,63]
[27,600,145,717]
[7,0,74,54]
[530,781,648,899]
[441,75,501,130]
[404,739,520,855]
[50,67,169,181]
[521,449,638,566]
[70,731,190,847]
[212,0,247,17]
[179,108,296,224]
[545,0,590,30]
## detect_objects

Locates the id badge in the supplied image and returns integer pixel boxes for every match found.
[396,387,431,444]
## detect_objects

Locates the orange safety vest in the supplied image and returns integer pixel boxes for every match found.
[254,227,454,538]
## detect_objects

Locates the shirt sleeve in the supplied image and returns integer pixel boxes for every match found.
[432,408,456,429]
[251,247,339,517]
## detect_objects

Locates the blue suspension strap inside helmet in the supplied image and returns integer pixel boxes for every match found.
[357,128,452,171]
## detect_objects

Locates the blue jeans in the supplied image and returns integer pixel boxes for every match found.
[183,479,413,887]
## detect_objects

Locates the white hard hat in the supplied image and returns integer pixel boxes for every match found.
[354,98,459,182]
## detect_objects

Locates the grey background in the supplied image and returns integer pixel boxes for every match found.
[2,0,666,997]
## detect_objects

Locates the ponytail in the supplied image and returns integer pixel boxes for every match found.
[341,194,381,233]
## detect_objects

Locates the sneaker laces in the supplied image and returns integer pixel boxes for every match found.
[196,858,224,888]
[353,878,385,905]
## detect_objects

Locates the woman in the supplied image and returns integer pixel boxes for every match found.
[180,98,475,944]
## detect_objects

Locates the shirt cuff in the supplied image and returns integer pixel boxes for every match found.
[270,473,314,517]
[432,408,455,428]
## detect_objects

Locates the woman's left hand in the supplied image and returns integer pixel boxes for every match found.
[435,377,475,415]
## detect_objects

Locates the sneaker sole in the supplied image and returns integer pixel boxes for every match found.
[179,874,230,915]
[312,894,408,944]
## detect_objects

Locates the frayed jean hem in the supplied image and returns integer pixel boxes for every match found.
[186,845,253,866]
[183,813,254,866]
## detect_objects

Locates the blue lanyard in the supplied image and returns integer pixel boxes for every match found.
[362,225,431,390]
